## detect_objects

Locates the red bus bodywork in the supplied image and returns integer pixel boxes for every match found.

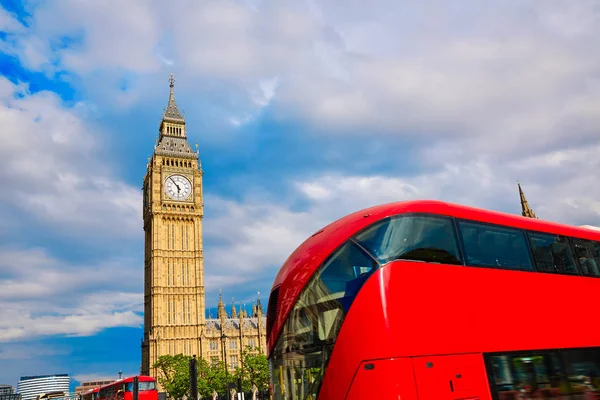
[267,200,600,399]
[96,376,157,400]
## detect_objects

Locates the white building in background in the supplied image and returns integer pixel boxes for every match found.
[0,386,15,396]
[0,384,20,400]
[17,375,70,400]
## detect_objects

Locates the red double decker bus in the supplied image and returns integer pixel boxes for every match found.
[96,377,157,400]
[266,200,600,399]
[80,388,99,400]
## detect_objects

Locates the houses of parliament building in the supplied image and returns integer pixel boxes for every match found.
[140,75,266,379]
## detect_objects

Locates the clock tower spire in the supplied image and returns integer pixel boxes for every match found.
[141,74,205,382]
[154,73,196,158]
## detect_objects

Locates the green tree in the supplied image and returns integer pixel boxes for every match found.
[152,352,261,399]
[197,359,230,398]
[153,354,192,400]
[235,346,270,392]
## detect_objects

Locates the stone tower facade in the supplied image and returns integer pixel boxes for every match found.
[141,74,206,377]
[141,75,267,382]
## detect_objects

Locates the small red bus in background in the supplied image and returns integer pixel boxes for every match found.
[96,376,157,400]
[266,200,600,399]
[80,387,99,400]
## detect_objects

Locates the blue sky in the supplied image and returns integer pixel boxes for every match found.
[1,0,600,389]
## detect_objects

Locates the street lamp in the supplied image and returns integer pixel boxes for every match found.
[221,331,229,400]
[119,371,122,380]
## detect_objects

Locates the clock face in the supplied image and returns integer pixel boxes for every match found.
[164,174,192,201]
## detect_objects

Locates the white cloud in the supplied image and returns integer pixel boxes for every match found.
[0,6,23,32]
[0,309,141,342]
[0,78,140,239]
[5,1,161,73]
[0,247,142,342]
[0,75,144,342]
[4,0,598,160]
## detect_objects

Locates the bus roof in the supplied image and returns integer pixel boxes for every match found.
[81,387,101,395]
[266,199,600,355]
[101,376,155,386]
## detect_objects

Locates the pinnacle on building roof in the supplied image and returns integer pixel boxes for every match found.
[518,181,538,219]
[164,73,185,123]
[256,292,264,315]
[256,291,263,313]
[217,289,226,319]
[231,297,237,319]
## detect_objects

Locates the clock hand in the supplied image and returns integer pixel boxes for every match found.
[169,177,181,191]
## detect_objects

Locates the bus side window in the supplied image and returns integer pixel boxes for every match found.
[486,351,568,399]
[528,233,579,275]
[563,348,600,391]
[458,221,534,271]
[589,241,600,277]
[572,238,600,277]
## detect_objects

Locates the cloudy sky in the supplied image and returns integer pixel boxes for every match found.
[1,0,600,388]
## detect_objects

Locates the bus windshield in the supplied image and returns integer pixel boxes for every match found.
[270,240,378,399]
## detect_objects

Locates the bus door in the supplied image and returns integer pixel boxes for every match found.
[412,353,492,400]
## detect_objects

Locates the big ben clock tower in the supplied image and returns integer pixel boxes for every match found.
[141,74,205,378]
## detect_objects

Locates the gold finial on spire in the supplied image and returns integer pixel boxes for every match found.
[169,73,175,89]
[518,181,538,219]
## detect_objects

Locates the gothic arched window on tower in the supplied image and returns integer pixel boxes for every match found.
[187,298,191,322]
[186,225,190,250]
[168,301,171,324]
[173,300,177,324]
[171,225,175,249]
